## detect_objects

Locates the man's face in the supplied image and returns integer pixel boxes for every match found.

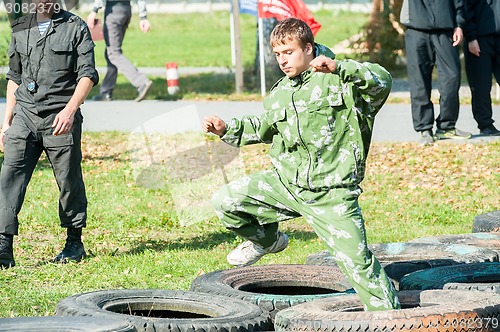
[273,39,313,78]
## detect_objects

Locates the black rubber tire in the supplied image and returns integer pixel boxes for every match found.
[55,289,272,332]
[399,262,500,293]
[0,316,138,332]
[473,210,500,233]
[306,242,499,289]
[274,289,500,331]
[369,242,498,263]
[408,232,500,254]
[189,264,354,321]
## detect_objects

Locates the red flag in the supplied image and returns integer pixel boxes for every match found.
[257,0,321,35]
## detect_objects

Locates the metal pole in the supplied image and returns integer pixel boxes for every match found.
[258,17,266,97]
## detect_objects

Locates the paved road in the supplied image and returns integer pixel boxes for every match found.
[0,66,499,143]
[73,99,500,144]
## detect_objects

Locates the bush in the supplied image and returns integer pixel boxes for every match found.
[353,0,406,73]
[0,36,9,67]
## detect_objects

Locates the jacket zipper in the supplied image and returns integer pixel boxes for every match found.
[291,83,313,190]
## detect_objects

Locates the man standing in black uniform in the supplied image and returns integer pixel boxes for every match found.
[86,0,152,102]
[0,0,99,268]
[400,0,472,145]
[464,0,500,136]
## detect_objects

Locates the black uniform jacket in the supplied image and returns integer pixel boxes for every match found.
[7,10,99,114]
[400,0,465,31]
[464,0,500,41]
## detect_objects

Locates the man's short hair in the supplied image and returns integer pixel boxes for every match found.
[270,18,314,50]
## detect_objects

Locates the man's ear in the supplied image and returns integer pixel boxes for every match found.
[305,43,314,55]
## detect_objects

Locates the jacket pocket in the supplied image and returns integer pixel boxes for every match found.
[306,93,346,137]
[43,133,74,148]
[3,118,32,164]
[50,43,75,71]
[13,43,31,74]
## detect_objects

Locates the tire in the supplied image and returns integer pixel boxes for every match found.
[399,262,500,293]
[473,210,500,233]
[306,242,499,289]
[274,289,500,331]
[55,289,272,332]
[408,232,500,254]
[189,264,354,321]
[0,316,138,332]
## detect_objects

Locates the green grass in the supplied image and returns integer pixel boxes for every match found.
[0,10,370,100]
[0,10,499,319]
[0,131,498,317]
[0,10,368,68]
[88,10,369,68]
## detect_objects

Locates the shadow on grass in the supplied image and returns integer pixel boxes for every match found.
[123,230,318,255]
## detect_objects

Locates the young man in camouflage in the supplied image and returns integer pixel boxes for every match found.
[202,18,400,311]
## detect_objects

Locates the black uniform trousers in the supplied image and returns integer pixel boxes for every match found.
[405,28,461,132]
[464,34,500,130]
[0,107,87,235]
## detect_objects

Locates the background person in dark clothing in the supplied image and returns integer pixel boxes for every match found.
[86,0,152,102]
[400,0,471,145]
[0,0,99,268]
[463,0,500,136]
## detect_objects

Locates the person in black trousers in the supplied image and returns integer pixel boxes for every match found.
[400,0,472,145]
[463,0,500,136]
[0,0,98,268]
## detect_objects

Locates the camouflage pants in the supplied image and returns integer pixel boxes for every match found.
[211,169,400,311]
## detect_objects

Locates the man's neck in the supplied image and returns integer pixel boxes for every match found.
[37,11,54,22]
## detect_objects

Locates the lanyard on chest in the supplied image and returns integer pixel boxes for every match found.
[26,15,50,93]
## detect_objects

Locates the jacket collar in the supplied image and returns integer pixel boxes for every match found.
[288,68,313,87]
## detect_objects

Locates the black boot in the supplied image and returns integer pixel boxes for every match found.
[53,228,86,263]
[0,234,15,269]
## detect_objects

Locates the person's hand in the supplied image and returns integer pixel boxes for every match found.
[203,115,226,136]
[452,27,463,46]
[52,108,75,136]
[139,19,151,33]
[310,55,337,73]
[86,11,97,29]
[0,125,10,150]
[468,39,481,57]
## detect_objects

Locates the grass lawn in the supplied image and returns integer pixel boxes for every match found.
[0,9,499,320]
[0,130,498,317]
[0,10,370,100]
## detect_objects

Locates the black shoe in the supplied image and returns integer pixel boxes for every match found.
[0,234,15,269]
[435,128,472,140]
[53,228,86,263]
[92,93,112,101]
[480,125,500,136]
[134,80,153,102]
[53,241,86,263]
[419,130,435,146]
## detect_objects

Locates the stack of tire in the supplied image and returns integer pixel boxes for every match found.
[1,211,499,331]
[275,210,500,331]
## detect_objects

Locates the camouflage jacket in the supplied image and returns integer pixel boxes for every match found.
[222,50,392,191]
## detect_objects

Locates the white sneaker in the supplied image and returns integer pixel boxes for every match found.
[227,232,289,267]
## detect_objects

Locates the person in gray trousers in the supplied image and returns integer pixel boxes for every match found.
[87,0,152,102]
[400,0,471,145]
